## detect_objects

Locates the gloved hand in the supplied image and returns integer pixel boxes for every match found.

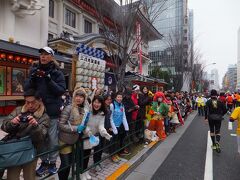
[77,124,86,133]
[113,128,118,135]
[45,73,51,82]
[102,132,112,141]
[89,135,100,147]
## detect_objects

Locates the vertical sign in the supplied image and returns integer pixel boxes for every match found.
[136,21,142,74]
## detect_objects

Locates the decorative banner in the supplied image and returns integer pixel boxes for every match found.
[76,43,104,59]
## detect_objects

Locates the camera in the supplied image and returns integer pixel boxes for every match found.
[31,69,46,78]
[19,112,32,123]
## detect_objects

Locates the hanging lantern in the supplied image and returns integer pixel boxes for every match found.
[0,53,6,59]
[15,56,21,62]
[22,57,27,63]
[28,58,33,64]
[7,55,14,61]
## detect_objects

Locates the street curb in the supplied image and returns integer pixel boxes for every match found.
[117,111,198,180]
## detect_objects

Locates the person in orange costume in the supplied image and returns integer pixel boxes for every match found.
[148,92,169,140]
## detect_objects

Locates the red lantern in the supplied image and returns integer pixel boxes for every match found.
[0,53,6,59]
[28,58,33,64]
[15,56,21,62]
[22,57,27,63]
[7,55,14,61]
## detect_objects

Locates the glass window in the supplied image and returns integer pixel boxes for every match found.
[65,8,76,28]
[84,19,92,33]
[48,33,54,40]
[0,66,6,95]
[49,0,54,18]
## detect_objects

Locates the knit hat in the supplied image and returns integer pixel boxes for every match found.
[73,87,87,100]
[210,89,218,96]
[132,84,140,91]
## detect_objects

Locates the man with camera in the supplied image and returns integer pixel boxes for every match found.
[1,89,50,179]
[24,47,66,176]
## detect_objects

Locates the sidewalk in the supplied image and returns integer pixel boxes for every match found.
[0,112,197,180]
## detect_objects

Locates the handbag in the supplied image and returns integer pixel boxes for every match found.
[0,136,36,168]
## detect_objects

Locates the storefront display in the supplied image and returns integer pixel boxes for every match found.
[75,44,106,89]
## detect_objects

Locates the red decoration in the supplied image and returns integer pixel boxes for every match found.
[22,57,27,63]
[28,58,33,64]
[0,53,6,59]
[7,55,14,61]
[15,56,21,62]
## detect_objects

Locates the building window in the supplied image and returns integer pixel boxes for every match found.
[49,0,54,18]
[84,20,92,33]
[48,33,54,40]
[65,8,76,28]
[99,28,104,35]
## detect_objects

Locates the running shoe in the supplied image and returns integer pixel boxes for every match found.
[211,144,216,150]
[48,163,58,175]
[111,155,119,163]
[36,162,48,177]
[215,142,221,153]
[120,149,130,156]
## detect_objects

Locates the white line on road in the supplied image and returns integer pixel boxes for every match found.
[204,131,213,180]
[230,134,237,137]
[228,122,233,130]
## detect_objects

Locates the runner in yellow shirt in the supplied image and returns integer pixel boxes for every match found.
[230,107,240,154]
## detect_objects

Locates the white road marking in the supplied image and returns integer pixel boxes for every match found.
[228,122,233,130]
[230,134,237,137]
[204,131,213,180]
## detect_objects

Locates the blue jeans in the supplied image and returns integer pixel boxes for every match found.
[41,118,59,163]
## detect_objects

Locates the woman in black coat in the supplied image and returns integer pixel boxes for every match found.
[138,87,152,139]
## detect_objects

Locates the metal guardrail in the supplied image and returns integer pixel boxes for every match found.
[35,119,145,180]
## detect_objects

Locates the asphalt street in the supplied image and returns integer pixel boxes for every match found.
[151,114,240,180]
[152,114,208,180]
[128,115,240,180]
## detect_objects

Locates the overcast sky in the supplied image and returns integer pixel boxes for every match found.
[188,0,240,85]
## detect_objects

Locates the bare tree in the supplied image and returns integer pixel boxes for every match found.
[155,30,203,91]
[89,0,169,90]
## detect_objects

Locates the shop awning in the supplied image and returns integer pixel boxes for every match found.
[124,71,167,87]
[0,40,71,63]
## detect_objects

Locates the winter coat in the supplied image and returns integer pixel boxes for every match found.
[123,95,137,122]
[24,61,66,118]
[1,104,50,152]
[138,93,152,121]
[131,93,139,121]
[205,98,227,120]
[83,112,111,149]
[58,104,85,144]
[58,87,89,144]
[105,106,112,130]
[150,102,169,120]
[110,101,129,134]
